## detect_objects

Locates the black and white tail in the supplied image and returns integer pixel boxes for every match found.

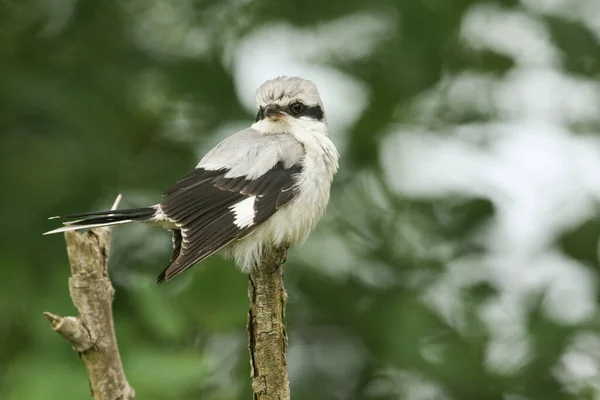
[43,207,156,235]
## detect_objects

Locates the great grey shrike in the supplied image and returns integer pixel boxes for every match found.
[45,76,339,283]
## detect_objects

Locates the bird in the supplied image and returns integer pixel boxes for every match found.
[45,76,339,283]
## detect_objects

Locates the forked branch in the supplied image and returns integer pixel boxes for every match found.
[44,195,135,400]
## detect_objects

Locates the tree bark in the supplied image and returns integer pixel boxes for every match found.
[44,196,135,400]
[247,246,291,400]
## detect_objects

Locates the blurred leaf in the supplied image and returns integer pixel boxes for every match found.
[558,219,600,269]
[126,349,210,398]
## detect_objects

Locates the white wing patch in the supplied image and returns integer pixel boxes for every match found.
[230,196,256,228]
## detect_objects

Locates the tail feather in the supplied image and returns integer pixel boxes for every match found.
[43,219,136,235]
[44,207,156,235]
[49,207,152,220]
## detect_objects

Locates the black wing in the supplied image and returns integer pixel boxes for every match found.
[170,229,183,262]
[156,162,302,283]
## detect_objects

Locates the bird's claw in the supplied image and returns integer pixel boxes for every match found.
[272,247,288,273]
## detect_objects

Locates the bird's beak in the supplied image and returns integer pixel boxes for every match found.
[264,104,284,121]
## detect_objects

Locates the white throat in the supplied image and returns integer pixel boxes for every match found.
[251,116,327,136]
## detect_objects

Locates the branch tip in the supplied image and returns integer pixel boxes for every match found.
[111,194,123,211]
[43,311,63,329]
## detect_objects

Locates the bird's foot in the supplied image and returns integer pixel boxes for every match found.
[272,246,289,273]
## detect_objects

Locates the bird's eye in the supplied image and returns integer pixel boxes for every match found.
[289,102,305,116]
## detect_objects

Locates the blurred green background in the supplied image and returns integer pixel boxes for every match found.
[3,0,600,399]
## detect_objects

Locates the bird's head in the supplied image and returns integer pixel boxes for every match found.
[253,76,326,130]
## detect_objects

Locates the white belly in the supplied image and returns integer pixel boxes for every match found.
[225,125,339,272]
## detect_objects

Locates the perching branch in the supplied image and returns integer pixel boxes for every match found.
[247,245,291,400]
[44,195,135,400]
[45,195,291,399]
